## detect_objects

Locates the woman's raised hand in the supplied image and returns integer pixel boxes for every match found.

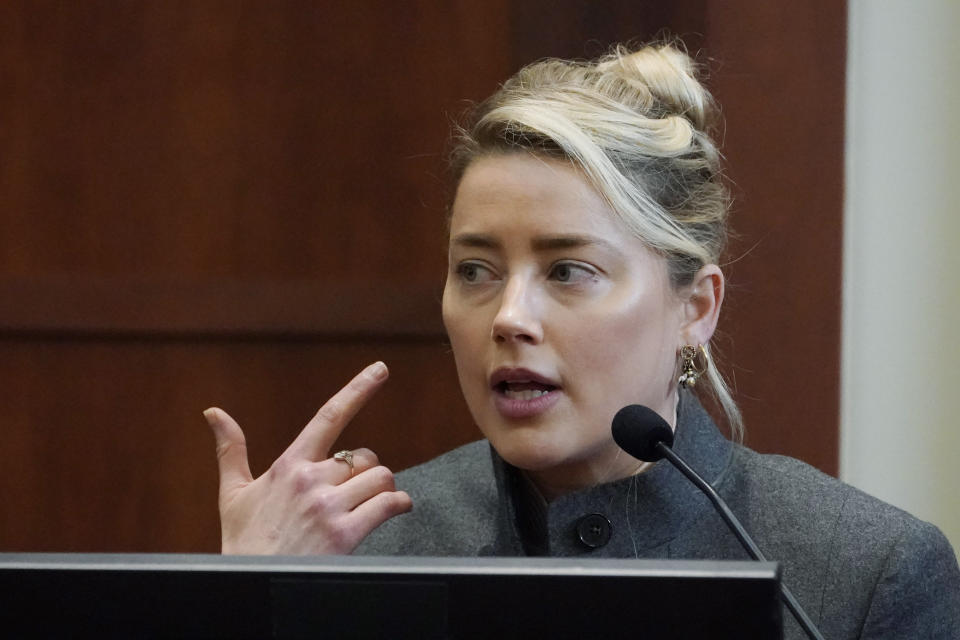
[203,361,412,554]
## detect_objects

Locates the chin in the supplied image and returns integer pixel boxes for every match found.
[481,425,594,473]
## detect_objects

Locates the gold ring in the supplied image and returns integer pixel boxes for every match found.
[333,449,354,473]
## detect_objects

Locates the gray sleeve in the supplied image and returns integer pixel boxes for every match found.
[859,522,960,639]
[353,440,499,556]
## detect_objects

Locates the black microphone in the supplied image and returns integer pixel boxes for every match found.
[612,405,826,640]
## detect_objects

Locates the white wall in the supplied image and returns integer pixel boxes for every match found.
[843,0,960,554]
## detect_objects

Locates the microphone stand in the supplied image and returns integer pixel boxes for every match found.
[656,442,826,640]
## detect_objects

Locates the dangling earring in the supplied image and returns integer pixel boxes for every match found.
[678,344,707,388]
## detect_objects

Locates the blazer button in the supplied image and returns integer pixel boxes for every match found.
[576,513,612,549]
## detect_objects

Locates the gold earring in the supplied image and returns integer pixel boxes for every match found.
[678,344,707,388]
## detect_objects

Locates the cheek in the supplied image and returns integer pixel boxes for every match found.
[443,297,485,379]
[443,301,496,428]
[565,294,679,400]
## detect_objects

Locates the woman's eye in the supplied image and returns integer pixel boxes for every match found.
[549,262,596,284]
[456,262,495,284]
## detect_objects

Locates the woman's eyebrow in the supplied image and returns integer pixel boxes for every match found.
[450,233,622,255]
[531,234,620,254]
[450,233,499,248]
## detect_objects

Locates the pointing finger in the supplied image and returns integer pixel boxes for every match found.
[287,361,389,461]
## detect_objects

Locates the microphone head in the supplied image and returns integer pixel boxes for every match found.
[612,405,674,462]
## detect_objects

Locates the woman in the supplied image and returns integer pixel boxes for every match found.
[204,43,960,637]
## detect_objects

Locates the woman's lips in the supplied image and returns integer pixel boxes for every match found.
[493,386,561,419]
[489,367,562,419]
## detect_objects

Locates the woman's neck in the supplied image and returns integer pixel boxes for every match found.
[524,448,655,502]
[524,392,679,502]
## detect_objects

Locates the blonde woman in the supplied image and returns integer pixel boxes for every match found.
[205,42,960,639]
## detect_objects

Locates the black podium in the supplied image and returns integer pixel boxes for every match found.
[0,554,782,638]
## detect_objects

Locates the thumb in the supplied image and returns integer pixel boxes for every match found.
[203,407,254,496]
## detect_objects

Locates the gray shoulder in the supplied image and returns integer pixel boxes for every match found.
[393,440,497,497]
[858,514,960,638]
[354,440,499,556]
[730,447,940,545]
[728,448,960,636]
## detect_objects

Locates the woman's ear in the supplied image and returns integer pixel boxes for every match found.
[681,264,724,346]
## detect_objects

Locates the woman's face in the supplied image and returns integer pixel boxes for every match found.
[442,153,690,497]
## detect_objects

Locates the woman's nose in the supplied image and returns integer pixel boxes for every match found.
[491,276,543,344]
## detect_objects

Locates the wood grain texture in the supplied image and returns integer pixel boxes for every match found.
[0,339,474,551]
[703,2,846,472]
[0,275,445,337]
[0,0,504,552]
[0,1,510,280]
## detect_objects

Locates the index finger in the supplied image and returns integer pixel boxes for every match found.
[286,361,389,461]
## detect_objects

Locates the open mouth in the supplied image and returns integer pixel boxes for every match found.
[494,380,559,401]
[489,369,562,418]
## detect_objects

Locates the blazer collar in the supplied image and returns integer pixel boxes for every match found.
[489,390,735,556]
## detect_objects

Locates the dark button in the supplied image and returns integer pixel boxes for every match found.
[576,513,612,549]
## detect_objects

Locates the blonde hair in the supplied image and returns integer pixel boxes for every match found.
[450,41,743,439]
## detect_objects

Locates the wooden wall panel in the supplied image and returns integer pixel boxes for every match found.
[0,339,473,551]
[703,3,847,471]
[0,0,510,280]
[0,1,845,552]
[0,0,510,552]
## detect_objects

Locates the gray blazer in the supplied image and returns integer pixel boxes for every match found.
[358,393,960,639]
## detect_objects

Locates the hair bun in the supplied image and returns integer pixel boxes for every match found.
[597,44,714,131]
